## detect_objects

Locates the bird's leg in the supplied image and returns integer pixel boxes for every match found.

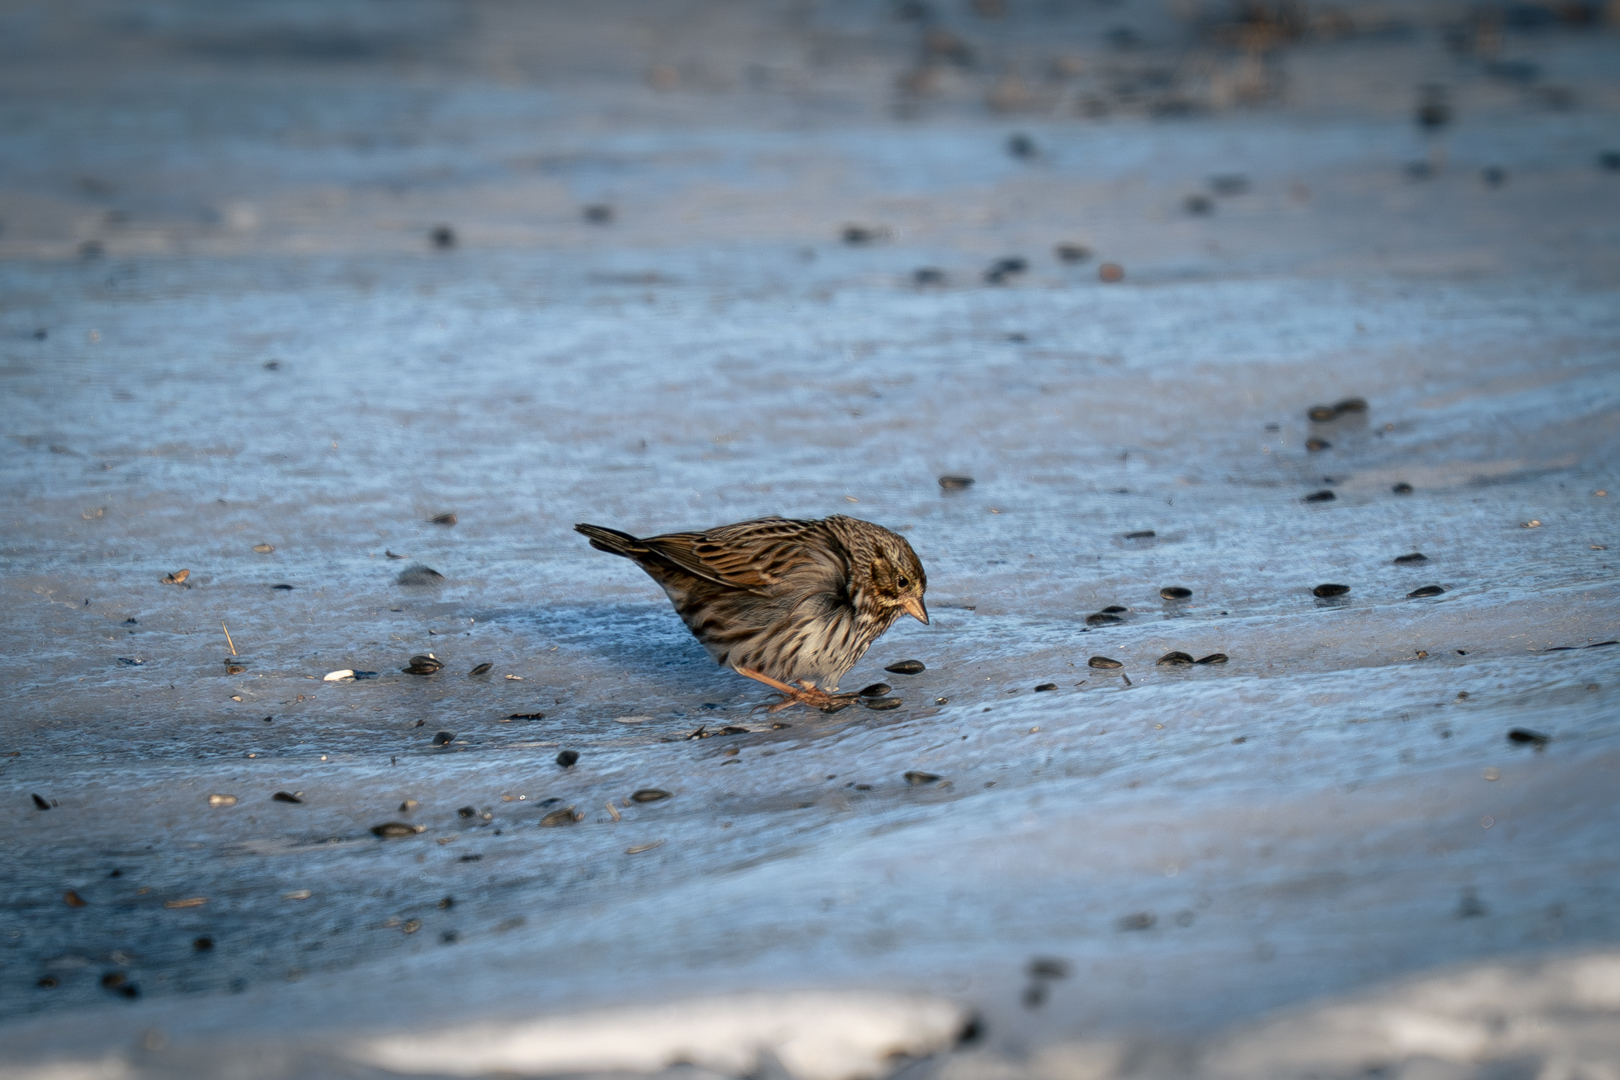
[734,666,857,713]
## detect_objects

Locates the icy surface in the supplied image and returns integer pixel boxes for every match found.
[1,1,1618,1076]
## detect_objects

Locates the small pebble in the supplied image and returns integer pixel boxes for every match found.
[865,697,903,710]
[1088,656,1123,669]
[1209,174,1249,195]
[1313,583,1351,597]
[1156,652,1194,666]
[271,791,302,804]
[904,771,941,786]
[252,544,274,554]
[64,890,87,908]
[913,267,945,285]
[193,936,213,951]
[582,204,614,224]
[842,225,882,245]
[430,225,455,249]
[1392,483,1414,495]
[431,731,455,746]
[207,794,237,808]
[1098,263,1124,283]
[1185,194,1213,215]
[468,663,492,676]
[37,977,58,989]
[1408,585,1446,598]
[371,822,424,838]
[1055,243,1090,263]
[1303,490,1336,503]
[539,808,579,827]
[1195,653,1228,665]
[1007,133,1036,158]
[1118,912,1156,931]
[1305,437,1331,452]
[1507,728,1549,748]
[1160,586,1191,600]
[31,793,50,811]
[1482,166,1507,186]
[399,799,419,812]
[937,476,974,490]
[1034,683,1057,691]
[885,659,927,674]
[631,789,672,803]
[859,683,892,697]
[403,654,443,675]
[556,750,579,767]
[984,257,1027,284]
[507,712,545,721]
[1394,552,1428,564]
[1086,613,1122,626]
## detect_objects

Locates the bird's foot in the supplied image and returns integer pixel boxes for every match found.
[735,667,857,713]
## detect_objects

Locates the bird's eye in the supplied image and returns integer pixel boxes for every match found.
[897,577,909,588]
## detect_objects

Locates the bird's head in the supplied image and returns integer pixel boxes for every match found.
[847,523,928,626]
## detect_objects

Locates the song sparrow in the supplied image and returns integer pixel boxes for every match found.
[575,515,928,711]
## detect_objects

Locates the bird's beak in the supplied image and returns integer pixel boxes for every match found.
[902,596,929,625]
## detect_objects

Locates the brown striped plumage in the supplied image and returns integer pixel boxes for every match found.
[575,515,928,709]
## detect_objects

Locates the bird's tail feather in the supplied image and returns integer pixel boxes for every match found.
[574,523,644,557]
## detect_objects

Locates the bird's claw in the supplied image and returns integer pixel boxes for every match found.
[735,667,857,713]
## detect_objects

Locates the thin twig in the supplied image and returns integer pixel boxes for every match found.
[222,622,237,656]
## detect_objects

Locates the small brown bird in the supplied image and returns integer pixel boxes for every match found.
[575,516,928,710]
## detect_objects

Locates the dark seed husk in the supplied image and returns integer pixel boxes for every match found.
[192,937,213,951]
[1118,912,1157,931]
[1088,656,1123,669]
[1392,482,1414,495]
[1101,605,1128,614]
[630,789,672,803]
[1408,585,1446,598]
[1029,957,1070,979]
[1307,404,1337,422]
[1334,397,1369,414]
[539,808,578,827]
[456,806,476,818]
[1305,437,1331,452]
[431,731,455,746]
[371,822,423,838]
[1034,683,1057,691]
[556,750,579,767]
[885,660,926,674]
[1160,586,1192,599]
[1086,613,1123,626]
[468,663,492,676]
[271,791,302,804]
[859,683,892,697]
[1195,653,1228,665]
[507,712,545,721]
[429,513,457,526]
[864,697,903,710]
[1507,728,1549,747]
[1124,530,1156,539]
[1313,583,1351,597]
[64,890,87,908]
[937,475,974,490]
[1055,243,1091,264]
[403,655,443,675]
[1303,490,1336,503]
[1156,652,1195,666]
[396,564,444,586]
[31,793,50,811]
[720,725,750,735]
[913,267,946,285]
[904,771,941,786]
[1394,552,1428,563]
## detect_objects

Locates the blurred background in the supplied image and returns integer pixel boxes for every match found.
[2,2,1618,1078]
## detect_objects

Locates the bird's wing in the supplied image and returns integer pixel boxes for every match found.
[640,517,837,593]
